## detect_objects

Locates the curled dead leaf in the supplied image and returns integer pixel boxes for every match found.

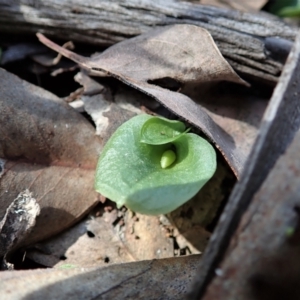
[37,24,248,177]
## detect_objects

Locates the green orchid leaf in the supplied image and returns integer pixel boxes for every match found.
[95,114,216,215]
[140,116,189,145]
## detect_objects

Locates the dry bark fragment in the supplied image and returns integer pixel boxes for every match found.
[0,0,296,83]
[189,27,300,300]
[203,121,300,300]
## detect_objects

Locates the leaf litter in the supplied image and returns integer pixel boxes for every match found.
[0,22,270,296]
[23,70,235,269]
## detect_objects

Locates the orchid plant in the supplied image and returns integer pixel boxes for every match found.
[95,114,216,215]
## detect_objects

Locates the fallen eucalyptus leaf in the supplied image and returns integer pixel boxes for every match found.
[122,211,175,260]
[0,68,102,246]
[27,205,175,268]
[182,81,269,169]
[37,24,248,177]
[26,210,135,268]
[0,255,201,299]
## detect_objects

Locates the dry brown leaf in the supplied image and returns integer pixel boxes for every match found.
[122,212,174,260]
[0,68,101,246]
[26,205,175,268]
[26,209,135,268]
[0,255,201,299]
[182,82,268,168]
[37,24,248,177]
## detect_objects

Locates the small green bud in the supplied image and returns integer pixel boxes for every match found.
[160,149,176,168]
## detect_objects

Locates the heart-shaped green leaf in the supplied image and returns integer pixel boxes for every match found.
[95,114,216,215]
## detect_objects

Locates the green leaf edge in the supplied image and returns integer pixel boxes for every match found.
[140,116,190,145]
